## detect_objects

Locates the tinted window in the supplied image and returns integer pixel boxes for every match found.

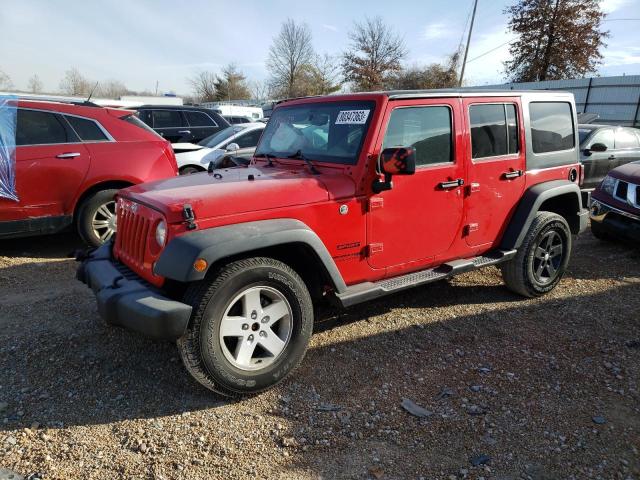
[615,128,640,149]
[137,110,152,125]
[235,129,263,148]
[588,128,614,149]
[578,129,591,145]
[530,102,575,153]
[185,111,216,127]
[16,109,69,146]
[152,110,184,128]
[65,115,108,141]
[469,104,519,158]
[383,106,452,166]
[121,114,163,138]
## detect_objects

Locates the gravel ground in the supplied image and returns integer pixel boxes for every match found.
[1,231,639,480]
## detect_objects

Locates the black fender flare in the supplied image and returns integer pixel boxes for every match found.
[154,219,347,292]
[500,180,587,250]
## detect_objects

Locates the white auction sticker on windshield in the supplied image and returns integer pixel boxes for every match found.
[335,110,370,125]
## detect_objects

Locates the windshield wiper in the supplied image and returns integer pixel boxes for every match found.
[287,149,319,175]
[254,152,276,167]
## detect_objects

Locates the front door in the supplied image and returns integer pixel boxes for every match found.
[152,109,189,143]
[463,99,526,248]
[367,99,465,270]
[581,127,615,189]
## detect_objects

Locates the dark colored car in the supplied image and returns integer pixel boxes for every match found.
[223,115,253,125]
[590,161,640,242]
[135,105,230,144]
[579,124,640,189]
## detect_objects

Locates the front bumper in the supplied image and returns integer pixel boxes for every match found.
[590,198,640,242]
[77,243,192,340]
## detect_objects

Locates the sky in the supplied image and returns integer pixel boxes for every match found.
[1,0,638,96]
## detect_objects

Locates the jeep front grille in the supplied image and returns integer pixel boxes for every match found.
[115,207,151,269]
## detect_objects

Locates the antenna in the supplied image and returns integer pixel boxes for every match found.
[459,0,479,87]
[86,81,99,102]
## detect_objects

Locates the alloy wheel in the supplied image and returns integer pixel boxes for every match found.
[91,200,117,243]
[532,230,564,284]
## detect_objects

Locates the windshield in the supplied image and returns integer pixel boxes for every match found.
[578,129,592,145]
[255,101,375,165]
[198,125,245,148]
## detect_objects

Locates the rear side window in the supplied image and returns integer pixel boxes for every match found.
[235,129,263,148]
[530,102,575,153]
[469,103,519,159]
[152,110,185,128]
[65,115,108,142]
[615,128,640,149]
[185,111,216,127]
[383,106,452,166]
[16,109,69,146]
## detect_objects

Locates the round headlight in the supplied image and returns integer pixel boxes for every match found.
[155,220,167,247]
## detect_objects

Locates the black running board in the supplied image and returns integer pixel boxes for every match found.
[335,249,517,307]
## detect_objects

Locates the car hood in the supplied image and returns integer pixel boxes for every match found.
[120,166,356,223]
[610,161,640,182]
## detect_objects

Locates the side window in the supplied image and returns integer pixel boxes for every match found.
[137,110,152,126]
[16,109,69,146]
[185,111,216,127]
[529,102,575,153]
[382,106,452,166]
[469,104,519,159]
[589,129,614,149]
[65,115,109,142]
[152,110,185,128]
[235,129,263,148]
[615,128,640,149]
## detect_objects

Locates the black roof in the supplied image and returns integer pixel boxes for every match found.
[135,104,216,110]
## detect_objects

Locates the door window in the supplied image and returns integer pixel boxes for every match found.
[152,110,185,128]
[529,102,575,153]
[185,111,216,127]
[588,129,614,149]
[16,109,69,146]
[235,129,263,148]
[383,106,452,166]
[469,104,519,159]
[615,128,640,149]
[65,115,109,142]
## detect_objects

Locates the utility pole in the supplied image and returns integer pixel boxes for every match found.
[155,80,159,96]
[458,0,478,87]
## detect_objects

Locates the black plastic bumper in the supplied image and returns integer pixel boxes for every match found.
[77,243,192,340]
[590,198,640,242]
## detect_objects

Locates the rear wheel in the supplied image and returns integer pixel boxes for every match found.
[177,257,314,397]
[501,212,572,298]
[77,189,119,247]
[179,165,203,175]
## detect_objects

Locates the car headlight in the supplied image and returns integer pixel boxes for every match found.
[600,175,616,196]
[155,220,167,247]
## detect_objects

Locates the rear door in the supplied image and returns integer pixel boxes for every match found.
[233,127,264,159]
[2,108,90,221]
[463,99,526,248]
[367,98,466,270]
[183,110,218,143]
[580,127,615,188]
[151,109,188,143]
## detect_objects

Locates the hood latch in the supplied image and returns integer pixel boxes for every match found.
[182,204,197,230]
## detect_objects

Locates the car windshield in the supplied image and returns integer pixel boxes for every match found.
[255,101,375,165]
[198,126,245,148]
[578,129,592,145]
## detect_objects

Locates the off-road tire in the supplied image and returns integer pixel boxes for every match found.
[77,189,119,247]
[500,212,572,298]
[179,165,203,175]
[177,257,314,397]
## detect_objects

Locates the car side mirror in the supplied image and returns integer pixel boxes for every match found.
[226,143,239,152]
[589,142,607,153]
[372,147,416,193]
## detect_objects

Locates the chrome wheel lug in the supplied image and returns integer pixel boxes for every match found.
[261,315,270,324]
[242,324,249,330]
[259,330,267,338]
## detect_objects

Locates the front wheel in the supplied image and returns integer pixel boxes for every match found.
[500,212,572,298]
[177,257,314,397]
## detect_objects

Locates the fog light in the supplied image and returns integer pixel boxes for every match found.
[193,258,208,272]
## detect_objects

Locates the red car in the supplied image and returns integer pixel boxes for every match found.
[79,90,588,396]
[0,100,178,246]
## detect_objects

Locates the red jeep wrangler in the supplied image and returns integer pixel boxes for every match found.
[78,90,588,397]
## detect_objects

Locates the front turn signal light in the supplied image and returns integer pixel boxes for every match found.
[193,258,208,272]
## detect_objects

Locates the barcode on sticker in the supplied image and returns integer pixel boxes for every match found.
[335,110,370,124]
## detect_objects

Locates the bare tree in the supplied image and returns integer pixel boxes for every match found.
[310,53,343,95]
[342,17,406,92]
[214,64,251,101]
[504,0,608,81]
[188,71,217,102]
[27,74,43,93]
[59,68,92,96]
[266,18,315,98]
[98,79,128,99]
[250,80,270,102]
[387,53,460,90]
[0,70,13,90]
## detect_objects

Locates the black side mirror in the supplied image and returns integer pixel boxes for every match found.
[372,147,416,193]
[589,142,607,153]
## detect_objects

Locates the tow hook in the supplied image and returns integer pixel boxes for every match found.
[183,204,198,230]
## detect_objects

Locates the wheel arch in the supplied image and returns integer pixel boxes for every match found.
[72,180,134,222]
[500,180,586,250]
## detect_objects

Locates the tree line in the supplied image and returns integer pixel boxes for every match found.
[1,0,608,102]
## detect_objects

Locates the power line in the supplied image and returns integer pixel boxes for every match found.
[467,40,513,63]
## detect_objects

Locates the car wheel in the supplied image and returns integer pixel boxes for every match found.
[77,189,119,247]
[179,166,203,175]
[501,212,572,298]
[177,257,314,397]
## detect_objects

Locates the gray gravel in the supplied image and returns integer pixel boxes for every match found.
[1,231,639,479]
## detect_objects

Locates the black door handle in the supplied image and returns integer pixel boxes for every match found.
[503,169,523,179]
[608,155,616,160]
[439,179,464,189]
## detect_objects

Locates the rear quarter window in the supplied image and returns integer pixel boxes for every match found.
[65,115,109,142]
[530,102,575,154]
